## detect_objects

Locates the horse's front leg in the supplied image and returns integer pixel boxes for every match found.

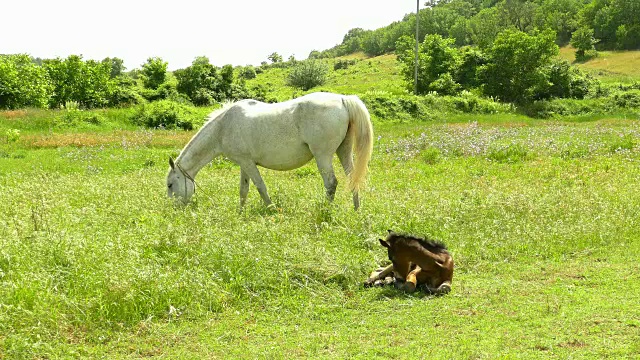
[239,162,273,207]
[239,169,250,207]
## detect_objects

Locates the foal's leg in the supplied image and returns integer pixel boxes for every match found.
[364,264,394,287]
[239,169,250,207]
[404,266,423,293]
[239,162,273,207]
[336,136,359,210]
[314,155,338,202]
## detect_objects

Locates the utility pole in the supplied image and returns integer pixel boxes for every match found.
[414,0,420,95]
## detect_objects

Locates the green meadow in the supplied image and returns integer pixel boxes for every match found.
[2,107,640,358]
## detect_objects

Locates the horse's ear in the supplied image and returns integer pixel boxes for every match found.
[379,239,390,248]
[169,156,175,169]
[387,229,393,234]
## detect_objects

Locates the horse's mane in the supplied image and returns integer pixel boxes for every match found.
[178,101,237,160]
[388,231,448,254]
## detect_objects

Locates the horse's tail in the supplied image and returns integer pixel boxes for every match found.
[342,95,373,193]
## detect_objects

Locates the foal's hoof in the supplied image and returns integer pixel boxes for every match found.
[436,283,452,294]
[403,283,417,293]
[363,278,375,287]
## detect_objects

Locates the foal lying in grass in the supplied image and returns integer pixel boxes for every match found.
[365,230,454,295]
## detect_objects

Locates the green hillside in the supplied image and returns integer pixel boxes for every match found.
[251,47,640,101]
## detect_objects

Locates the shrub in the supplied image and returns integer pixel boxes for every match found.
[421,147,441,164]
[522,98,606,118]
[239,66,257,80]
[547,60,597,99]
[333,59,357,71]
[609,135,635,153]
[286,60,329,91]
[487,143,531,163]
[611,89,640,109]
[430,73,461,96]
[131,100,201,130]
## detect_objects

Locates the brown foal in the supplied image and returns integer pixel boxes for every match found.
[365,230,454,295]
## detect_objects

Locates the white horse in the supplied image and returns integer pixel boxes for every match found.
[166,92,374,210]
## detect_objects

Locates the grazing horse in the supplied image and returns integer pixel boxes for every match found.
[166,92,374,210]
[365,230,454,295]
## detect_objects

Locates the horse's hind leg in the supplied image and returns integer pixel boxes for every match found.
[314,155,338,202]
[239,169,250,207]
[336,136,359,210]
[239,161,273,207]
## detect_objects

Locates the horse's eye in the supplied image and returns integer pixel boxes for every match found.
[168,184,173,189]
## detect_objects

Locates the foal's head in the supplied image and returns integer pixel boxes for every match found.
[166,157,195,202]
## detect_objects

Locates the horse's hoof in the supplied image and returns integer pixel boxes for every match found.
[383,276,395,285]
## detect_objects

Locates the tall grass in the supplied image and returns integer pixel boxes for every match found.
[1,117,640,358]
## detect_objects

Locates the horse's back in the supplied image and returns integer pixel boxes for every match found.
[217,93,350,170]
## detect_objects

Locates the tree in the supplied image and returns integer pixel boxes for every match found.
[342,28,366,53]
[479,29,559,103]
[175,56,219,105]
[267,52,283,63]
[536,0,581,45]
[396,34,460,95]
[469,7,505,48]
[141,57,168,90]
[239,65,257,79]
[570,26,598,60]
[497,0,539,33]
[102,57,126,78]
[43,55,111,108]
[0,54,52,109]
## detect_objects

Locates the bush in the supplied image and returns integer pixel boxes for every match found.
[333,59,357,71]
[57,109,105,127]
[522,98,605,118]
[239,66,257,79]
[131,100,201,130]
[611,89,640,109]
[547,60,597,99]
[487,143,531,163]
[430,73,461,96]
[286,60,329,91]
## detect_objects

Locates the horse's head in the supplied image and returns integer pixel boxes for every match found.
[167,157,195,202]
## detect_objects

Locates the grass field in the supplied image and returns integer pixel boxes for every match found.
[2,110,640,358]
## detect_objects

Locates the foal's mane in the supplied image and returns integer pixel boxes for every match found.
[388,232,448,254]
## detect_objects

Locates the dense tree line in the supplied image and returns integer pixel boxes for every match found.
[395,29,595,103]
[310,0,639,59]
[0,54,247,110]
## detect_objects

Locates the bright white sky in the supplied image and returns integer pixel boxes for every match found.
[2,0,415,70]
